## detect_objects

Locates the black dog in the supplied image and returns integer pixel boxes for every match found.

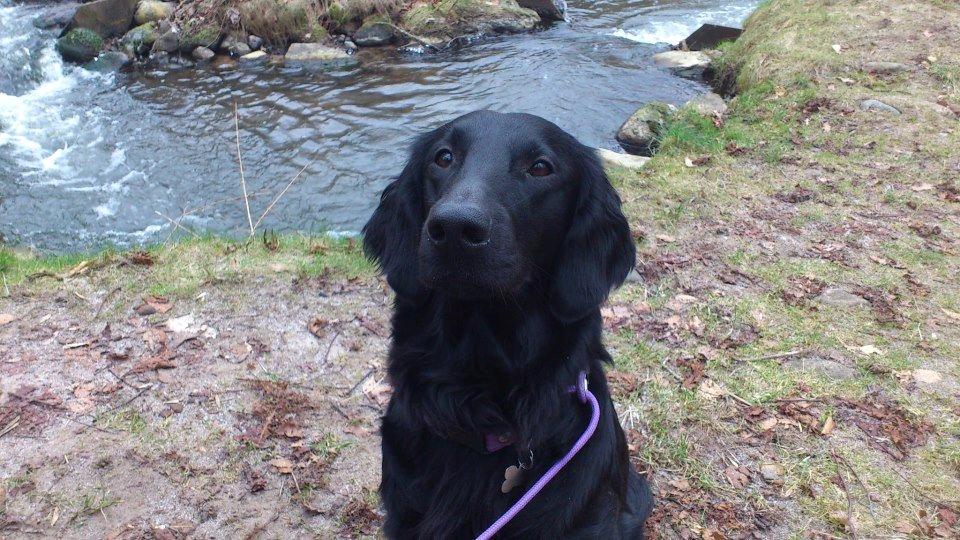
[363,110,652,539]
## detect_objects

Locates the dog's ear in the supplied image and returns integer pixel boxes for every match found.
[549,147,636,323]
[362,137,429,301]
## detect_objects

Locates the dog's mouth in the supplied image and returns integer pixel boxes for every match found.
[417,244,525,299]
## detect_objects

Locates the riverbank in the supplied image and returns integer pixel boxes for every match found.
[51,0,559,67]
[2,0,960,538]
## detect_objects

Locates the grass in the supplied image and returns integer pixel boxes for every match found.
[0,233,374,298]
[604,0,960,535]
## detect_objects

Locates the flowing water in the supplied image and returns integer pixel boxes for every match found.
[0,0,759,251]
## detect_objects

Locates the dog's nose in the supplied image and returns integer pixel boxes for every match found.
[426,205,491,248]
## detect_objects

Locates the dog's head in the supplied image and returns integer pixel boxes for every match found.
[363,110,635,322]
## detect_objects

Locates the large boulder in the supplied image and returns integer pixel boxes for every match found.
[616,102,672,156]
[33,3,80,30]
[56,27,103,63]
[651,50,711,79]
[284,43,357,69]
[65,0,138,39]
[516,0,564,21]
[134,0,174,25]
[353,17,395,47]
[121,22,158,56]
[679,23,741,51]
[151,27,179,53]
[402,0,539,38]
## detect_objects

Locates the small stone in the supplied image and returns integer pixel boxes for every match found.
[596,148,650,170]
[816,287,869,308]
[863,61,909,74]
[684,92,727,116]
[168,402,184,413]
[861,99,901,115]
[192,46,215,62]
[760,463,784,483]
[247,35,263,51]
[785,355,857,380]
[239,50,267,64]
[219,31,251,57]
[344,40,358,52]
[651,50,711,79]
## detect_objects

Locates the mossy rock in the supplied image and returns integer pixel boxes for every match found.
[178,20,222,53]
[56,27,103,63]
[121,22,159,56]
[402,0,538,38]
[134,0,174,25]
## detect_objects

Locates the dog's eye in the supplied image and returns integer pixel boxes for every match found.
[434,150,454,168]
[528,160,553,177]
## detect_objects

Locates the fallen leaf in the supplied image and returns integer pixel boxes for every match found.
[698,379,726,400]
[724,466,749,489]
[942,308,960,321]
[851,344,883,356]
[129,355,177,374]
[684,157,695,168]
[269,458,294,474]
[912,183,935,192]
[821,416,836,435]
[0,313,15,326]
[135,296,172,316]
[758,417,778,431]
[128,251,154,266]
[832,44,842,54]
[308,317,330,338]
[655,233,676,243]
[362,379,392,407]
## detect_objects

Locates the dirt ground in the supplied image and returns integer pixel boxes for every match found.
[2,0,960,538]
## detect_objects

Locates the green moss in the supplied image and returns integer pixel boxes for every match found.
[179,20,222,52]
[56,28,103,62]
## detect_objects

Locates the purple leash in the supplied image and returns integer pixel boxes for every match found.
[475,370,600,540]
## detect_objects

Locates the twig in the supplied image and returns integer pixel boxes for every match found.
[93,286,121,320]
[253,160,312,231]
[234,102,254,236]
[0,415,21,438]
[320,329,343,368]
[344,367,375,398]
[829,447,859,539]
[737,349,806,363]
[155,211,200,239]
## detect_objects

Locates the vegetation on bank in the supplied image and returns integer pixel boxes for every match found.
[604,0,960,535]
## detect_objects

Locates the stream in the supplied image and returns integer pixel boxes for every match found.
[0,0,759,251]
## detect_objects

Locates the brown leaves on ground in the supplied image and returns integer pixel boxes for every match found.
[781,276,826,306]
[646,476,777,539]
[134,295,172,316]
[241,379,314,447]
[838,396,933,461]
[0,385,64,438]
[338,494,383,537]
[774,185,817,204]
[895,507,959,538]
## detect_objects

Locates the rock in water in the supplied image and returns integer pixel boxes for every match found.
[151,28,179,54]
[56,27,103,63]
[220,31,251,57]
[616,102,672,156]
[65,0,138,39]
[284,43,357,69]
[239,50,267,64]
[121,22,158,56]
[651,50,711,79]
[401,0,539,38]
[685,92,727,116]
[680,23,741,51]
[178,20,222,53]
[596,149,650,170]
[192,46,215,62]
[84,50,131,72]
[353,18,395,47]
[134,0,173,25]
[33,3,79,30]
[247,35,263,51]
[516,0,565,21]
